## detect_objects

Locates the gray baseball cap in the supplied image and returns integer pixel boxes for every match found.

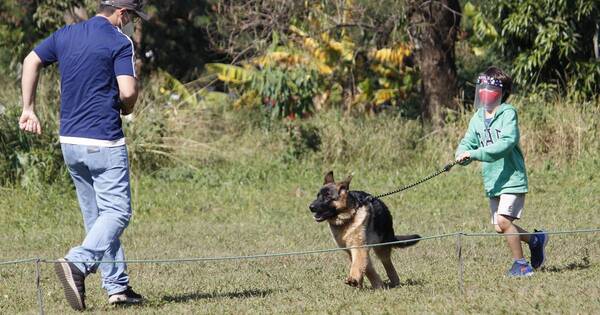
[101,0,149,20]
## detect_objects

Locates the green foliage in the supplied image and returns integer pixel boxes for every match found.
[32,0,87,30]
[142,0,214,81]
[479,0,600,100]
[0,103,66,188]
[283,122,322,161]
[205,60,321,120]
[0,0,40,79]
[252,66,321,119]
[203,0,416,117]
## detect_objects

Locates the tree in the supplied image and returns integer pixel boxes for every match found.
[406,0,461,125]
[140,0,215,81]
[491,0,600,100]
[204,0,419,116]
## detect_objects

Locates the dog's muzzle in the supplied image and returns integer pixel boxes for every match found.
[309,203,336,222]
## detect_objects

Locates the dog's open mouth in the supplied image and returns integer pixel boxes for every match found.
[313,210,336,222]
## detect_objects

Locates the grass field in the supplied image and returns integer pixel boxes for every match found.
[1,108,600,314]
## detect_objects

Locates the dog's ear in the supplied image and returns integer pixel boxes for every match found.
[338,174,352,193]
[324,171,335,185]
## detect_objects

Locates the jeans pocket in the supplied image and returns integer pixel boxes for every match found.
[109,145,129,168]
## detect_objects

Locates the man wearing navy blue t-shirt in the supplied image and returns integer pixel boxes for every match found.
[19,1,148,310]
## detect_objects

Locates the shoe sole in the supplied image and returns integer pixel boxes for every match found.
[54,259,85,311]
[509,272,534,278]
[108,297,143,305]
[537,234,550,269]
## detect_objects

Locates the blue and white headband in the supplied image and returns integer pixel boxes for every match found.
[477,75,503,88]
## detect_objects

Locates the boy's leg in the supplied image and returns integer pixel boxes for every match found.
[512,223,531,244]
[496,214,525,260]
[492,194,527,260]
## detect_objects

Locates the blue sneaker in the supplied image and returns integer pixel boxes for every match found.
[507,261,534,277]
[529,229,549,269]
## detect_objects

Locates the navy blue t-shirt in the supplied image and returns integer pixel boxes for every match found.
[34,16,135,141]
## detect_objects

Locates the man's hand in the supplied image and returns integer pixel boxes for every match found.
[19,109,42,134]
[456,151,471,163]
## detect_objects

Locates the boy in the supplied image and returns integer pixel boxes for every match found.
[455,67,548,277]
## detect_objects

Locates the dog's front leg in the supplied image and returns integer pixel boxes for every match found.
[345,248,368,288]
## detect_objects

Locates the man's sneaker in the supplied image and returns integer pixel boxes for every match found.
[108,286,144,305]
[529,229,549,269]
[507,261,534,277]
[54,258,86,311]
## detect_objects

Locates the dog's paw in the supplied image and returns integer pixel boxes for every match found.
[344,276,361,288]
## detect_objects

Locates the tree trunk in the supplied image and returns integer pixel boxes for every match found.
[407,0,461,125]
[133,21,144,78]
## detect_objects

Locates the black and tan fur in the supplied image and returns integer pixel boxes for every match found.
[309,171,420,289]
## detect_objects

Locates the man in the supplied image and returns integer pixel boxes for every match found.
[19,0,149,310]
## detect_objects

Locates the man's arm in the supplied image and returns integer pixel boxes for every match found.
[20,51,44,134]
[116,75,138,115]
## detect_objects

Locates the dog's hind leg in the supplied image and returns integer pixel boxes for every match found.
[365,256,384,289]
[374,246,400,288]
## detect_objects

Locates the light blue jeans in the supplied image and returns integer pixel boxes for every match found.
[61,143,132,295]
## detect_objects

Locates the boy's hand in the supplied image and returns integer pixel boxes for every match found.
[456,152,471,164]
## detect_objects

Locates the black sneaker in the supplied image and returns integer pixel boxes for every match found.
[108,286,144,305]
[54,258,86,311]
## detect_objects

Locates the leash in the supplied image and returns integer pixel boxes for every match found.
[371,160,458,200]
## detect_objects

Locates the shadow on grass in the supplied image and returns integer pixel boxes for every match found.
[161,288,274,303]
[385,278,425,288]
[399,278,425,286]
[543,256,591,273]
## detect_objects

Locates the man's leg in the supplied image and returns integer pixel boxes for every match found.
[61,144,130,295]
[100,239,129,295]
[56,143,95,310]
[65,145,131,295]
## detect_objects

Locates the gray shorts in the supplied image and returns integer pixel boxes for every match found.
[489,194,525,224]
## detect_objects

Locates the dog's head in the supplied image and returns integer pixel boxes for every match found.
[309,171,352,222]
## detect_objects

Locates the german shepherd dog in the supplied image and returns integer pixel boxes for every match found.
[309,171,420,289]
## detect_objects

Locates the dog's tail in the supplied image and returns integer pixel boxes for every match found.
[392,234,421,248]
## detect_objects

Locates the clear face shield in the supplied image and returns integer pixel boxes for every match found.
[474,75,503,112]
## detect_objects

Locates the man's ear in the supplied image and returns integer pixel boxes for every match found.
[324,171,334,185]
[338,175,352,193]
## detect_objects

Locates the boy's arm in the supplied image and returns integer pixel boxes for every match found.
[468,109,519,162]
[455,118,479,165]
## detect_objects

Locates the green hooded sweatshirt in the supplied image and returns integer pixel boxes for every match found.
[455,103,528,197]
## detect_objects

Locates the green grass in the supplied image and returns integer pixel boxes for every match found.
[1,106,600,314]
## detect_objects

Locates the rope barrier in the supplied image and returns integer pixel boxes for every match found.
[0,257,38,266]
[1,228,598,266]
